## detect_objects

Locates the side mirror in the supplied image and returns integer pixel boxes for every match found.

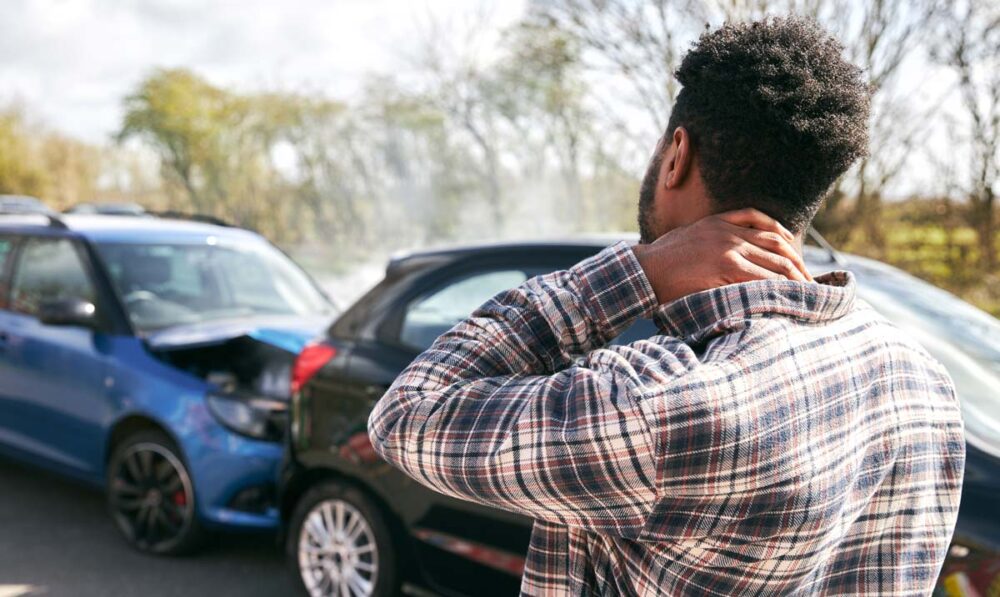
[38,298,98,329]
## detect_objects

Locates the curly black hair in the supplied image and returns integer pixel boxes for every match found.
[667,17,870,232]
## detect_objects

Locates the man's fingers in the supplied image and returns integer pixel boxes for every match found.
[729,256,788,284]
[739,245,809,282]
[716,208,795,241]
[729,226,813,281]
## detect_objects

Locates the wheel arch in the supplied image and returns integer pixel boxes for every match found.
[282,467,415,573]
[104,413,184,468]
[104,412,205,555]
[282,467,402,524]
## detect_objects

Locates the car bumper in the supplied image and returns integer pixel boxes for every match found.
[178,415,285,531]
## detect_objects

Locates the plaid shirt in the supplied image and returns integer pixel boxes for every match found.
[368,241,965,596]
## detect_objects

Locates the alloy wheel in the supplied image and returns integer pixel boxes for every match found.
[298,498,379,597]
[109,442,194,552]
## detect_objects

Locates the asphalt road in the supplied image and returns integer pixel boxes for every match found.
[0,456,291,597]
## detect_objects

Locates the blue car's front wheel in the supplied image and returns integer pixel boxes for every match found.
[107,429,204,555]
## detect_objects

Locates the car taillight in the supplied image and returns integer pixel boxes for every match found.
[291,343,337,394]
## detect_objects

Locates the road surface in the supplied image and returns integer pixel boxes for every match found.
[0,457,290,597]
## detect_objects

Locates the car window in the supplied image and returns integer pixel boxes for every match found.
[399,267,660,352]
[0,236,14,309]
[10,238,96,317]
[212,248,308,313]
[95,240,333,331]
[400,270,529,350]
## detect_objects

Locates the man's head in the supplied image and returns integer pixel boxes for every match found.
[638,17,871,244]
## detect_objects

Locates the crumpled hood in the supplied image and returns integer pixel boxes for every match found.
[144,315,329,354]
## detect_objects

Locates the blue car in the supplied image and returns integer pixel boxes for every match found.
[0,213,336,554]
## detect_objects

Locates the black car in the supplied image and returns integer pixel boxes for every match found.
[281,237,1000,597]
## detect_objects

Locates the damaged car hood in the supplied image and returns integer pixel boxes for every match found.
[144,315,329,353]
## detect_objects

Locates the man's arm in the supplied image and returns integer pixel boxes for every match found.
[367,210,806,536]
[368,242,662,536]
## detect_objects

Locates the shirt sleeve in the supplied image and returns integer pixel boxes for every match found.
[367,242,669,537]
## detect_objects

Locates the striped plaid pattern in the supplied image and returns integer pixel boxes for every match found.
[368,241,965,596]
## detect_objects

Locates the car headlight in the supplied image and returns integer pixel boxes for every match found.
[207,393,287,442]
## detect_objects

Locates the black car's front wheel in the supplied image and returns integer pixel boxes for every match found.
[107,429,202,555]
[288,480,399,597]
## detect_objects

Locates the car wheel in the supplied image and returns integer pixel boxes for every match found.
[288,480,399,597]
[106,429,203,555]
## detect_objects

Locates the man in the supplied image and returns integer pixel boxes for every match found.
[369,17,965,596]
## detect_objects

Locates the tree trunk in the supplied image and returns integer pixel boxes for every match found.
[848,191,886,257]
[975,187,996,272]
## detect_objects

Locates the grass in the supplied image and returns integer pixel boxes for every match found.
[838,219,1000,317]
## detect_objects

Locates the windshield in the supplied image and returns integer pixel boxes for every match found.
[96,240,334,332]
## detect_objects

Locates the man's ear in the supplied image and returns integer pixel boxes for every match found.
[665,126,693,190]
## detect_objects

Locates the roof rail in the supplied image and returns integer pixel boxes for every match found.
[46,214,68,229]
[152,210,237,228]
[0,212,68,229]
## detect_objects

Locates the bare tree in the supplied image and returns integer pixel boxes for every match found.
[838,0,941,252]
[935,0,1000,271]
[528,0,704,157]
[406,6,512,230]
[494,20,593,229]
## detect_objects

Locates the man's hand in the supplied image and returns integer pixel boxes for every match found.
[633,208,813,305]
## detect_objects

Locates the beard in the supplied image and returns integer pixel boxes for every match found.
[637,151,663,244]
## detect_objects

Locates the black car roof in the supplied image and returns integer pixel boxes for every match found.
[386,234,637,277]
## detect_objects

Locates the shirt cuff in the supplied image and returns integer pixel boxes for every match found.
[572,241,658,341]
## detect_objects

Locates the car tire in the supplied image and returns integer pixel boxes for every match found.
[287,480,400,597]
[106,429,203,555]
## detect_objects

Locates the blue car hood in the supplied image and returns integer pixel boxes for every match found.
[144,315,328,354]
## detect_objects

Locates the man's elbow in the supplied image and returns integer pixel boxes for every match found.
[365,387,407,463]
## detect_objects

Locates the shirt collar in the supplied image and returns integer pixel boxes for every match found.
[652,271,857,345]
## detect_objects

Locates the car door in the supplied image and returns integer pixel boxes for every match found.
[0,233,20,451]
[0,235,112,478]
[348,265,549,429]
[355,264,545,595]
[357,255,660,594]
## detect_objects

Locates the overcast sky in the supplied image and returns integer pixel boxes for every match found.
[0,0,525,143]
